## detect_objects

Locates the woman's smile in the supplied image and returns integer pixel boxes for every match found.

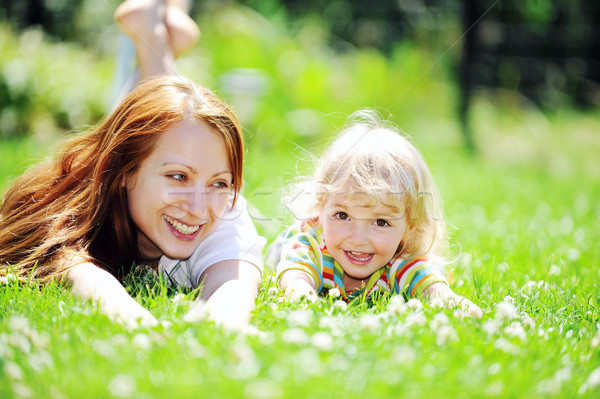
[163,215,201,237]
[125,119,233,260]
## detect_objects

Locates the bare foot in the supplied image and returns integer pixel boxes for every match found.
[166,0,200,57]
[114,0,175,79]
[114,0,168,44]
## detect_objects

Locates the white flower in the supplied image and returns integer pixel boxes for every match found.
[328,288,341,298]
[390,345,417,364]
[132,333,152,351]
[282,328,308,345]
[435,325,458,345]
[488,363,501,375]
[170,293,187,304]
[537,378,561,395]
[548,264,561,276]
[579,367,600,394]
[405,312,426,327]
[482,319,502,335]
[358,314,381,332]
[566,248,580,261]
[332,300,347,311]
[4,361,22,380]
[245,380,283,399]
[592,332,600,348]
[12,383,32,398]
[407,298,423,311]
[318,316,337,330]
[587,367,600,388]
[493,337,519,354]
[429,296,445,309]
[565,329,574,339]
[287,310,312,327]
[312,332,334,351]
[9,315,30,333]
[503,295,515,304]
[495,301,517,321]
[267,286,279,297]
[521,315,536,330]
[0,276,8,285]
[387,296,407,314]
[430,312,450,330]
[109,375,137,398]
[555,367,572,383]
[504,321,527,341]
[28,350,54,373]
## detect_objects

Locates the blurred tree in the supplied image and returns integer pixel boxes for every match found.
[458,0,600,151]
[0,0,85,40]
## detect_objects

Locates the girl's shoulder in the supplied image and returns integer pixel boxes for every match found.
[387,254,440,270]
[283,217,321,238]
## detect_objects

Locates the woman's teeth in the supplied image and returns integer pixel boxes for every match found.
[163,215,200,235]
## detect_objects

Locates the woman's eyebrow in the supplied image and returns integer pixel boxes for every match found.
[161,162,198,174]
[211,170,233,178]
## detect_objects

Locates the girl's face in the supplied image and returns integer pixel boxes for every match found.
[320,192,407,281]
[124,120,233,261]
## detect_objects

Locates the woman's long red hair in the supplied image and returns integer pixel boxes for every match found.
[0,76,244,282]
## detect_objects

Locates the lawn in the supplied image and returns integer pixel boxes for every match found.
[1,5,600,398]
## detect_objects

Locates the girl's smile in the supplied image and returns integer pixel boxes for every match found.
[344,251,374,264]
[320,191,407,282]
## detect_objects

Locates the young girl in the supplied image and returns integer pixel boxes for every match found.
[273,111,481,317]
[0,1,265,330]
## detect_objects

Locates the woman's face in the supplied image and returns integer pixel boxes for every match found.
[124,119,233,261]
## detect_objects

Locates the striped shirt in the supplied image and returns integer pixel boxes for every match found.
[274,218,448,301]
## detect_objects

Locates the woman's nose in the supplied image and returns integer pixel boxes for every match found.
[173,186,209,220]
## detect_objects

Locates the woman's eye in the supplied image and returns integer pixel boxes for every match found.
[375,219,390,227]
[213,181,230,189]
[169,173,187,182]
[334,212,349,220]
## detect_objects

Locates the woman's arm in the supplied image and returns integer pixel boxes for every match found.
[183,259,261,330]
[67,263,158,328]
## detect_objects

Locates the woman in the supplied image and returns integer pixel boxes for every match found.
[0,1,264,330]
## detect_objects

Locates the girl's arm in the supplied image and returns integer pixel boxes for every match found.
[279,269,318,302]
[424,282,482,318]
[67,262,158,328]
[184,259,262,331]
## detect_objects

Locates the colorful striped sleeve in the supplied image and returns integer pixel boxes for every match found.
[275,232,324,292]
[388,257,448,298]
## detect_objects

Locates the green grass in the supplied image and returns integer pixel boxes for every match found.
[2,4,600,398]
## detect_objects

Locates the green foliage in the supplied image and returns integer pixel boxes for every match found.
[0,24,113,139]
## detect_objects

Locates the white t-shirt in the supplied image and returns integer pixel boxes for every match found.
[157,196,266,288]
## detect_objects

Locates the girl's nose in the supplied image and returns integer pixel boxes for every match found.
[347,222,368,245]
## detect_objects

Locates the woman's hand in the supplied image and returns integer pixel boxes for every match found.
[183,260,261,331]
[424,282,483,318]
[68,262,158,329]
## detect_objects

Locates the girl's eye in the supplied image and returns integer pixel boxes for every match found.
[334,212,349,220]
[375,219,390,227]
